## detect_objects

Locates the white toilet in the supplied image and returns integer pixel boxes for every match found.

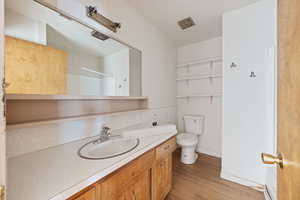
[176,115,205,164]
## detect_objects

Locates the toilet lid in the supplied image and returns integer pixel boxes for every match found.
[176,133,198,145]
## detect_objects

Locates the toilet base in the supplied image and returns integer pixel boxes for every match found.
[180,147,198,164]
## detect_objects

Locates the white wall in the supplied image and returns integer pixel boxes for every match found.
[103,49,130,96]
[129,49,142,97]
[222,0,276,188]
[178,37,222,63]
[66,52,105,96]
[5,8,47,45]
[177,37,222,157]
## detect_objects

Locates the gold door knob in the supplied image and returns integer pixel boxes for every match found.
[261,153,284,169]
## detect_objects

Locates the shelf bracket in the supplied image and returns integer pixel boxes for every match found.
[209,77,213,85]
[210,61,214,73]
[186,64,190,74]
[185,79,190,87]
[210,95,213,104]
[186,96,190,103]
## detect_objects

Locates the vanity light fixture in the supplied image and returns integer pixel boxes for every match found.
[86,6,121,33]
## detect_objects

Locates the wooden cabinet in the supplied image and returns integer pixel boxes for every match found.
[69,186,96,200]
[100,150,154,199]
[153,137,176,200]
[154,156,172,200]
[118,170,151,200]
[5,36,67,94]
[155,137,176,161]
[68,137,176,200]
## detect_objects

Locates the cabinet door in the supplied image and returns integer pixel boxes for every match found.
[130,170,151,200]
[101,150,154,199]
[117,170,151,200]
[154,155,172,200]
[70,187,96,200]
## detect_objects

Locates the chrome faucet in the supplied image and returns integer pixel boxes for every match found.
[94,125,111,144]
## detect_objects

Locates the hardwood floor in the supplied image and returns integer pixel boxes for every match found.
[166,150,265,200]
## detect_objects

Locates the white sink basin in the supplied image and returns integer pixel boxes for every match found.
[78,137,139,160]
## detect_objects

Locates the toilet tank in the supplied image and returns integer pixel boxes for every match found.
[184,115,205,135]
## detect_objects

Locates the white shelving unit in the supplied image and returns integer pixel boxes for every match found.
[176,93,222,98]
[6,94,148,100]
[176,73,222,81]
[176,56,222,68]
[176,93,222,104]
[176,56,222,104]
[81,67,113,79]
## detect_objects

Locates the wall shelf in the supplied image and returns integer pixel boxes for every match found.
[6,109,149,130]
[6,94,148,125]
[176,94,222,99]
[176,56,222,68]
[6,94,148,101]
[80,67,113,79]
[176,93,222,104]
[176,74,222,81]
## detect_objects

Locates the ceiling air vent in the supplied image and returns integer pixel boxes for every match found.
[178,17,196,30]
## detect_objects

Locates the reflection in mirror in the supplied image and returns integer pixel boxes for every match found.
[4,0,142,97]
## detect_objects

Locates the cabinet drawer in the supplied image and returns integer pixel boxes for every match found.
[68,186,96,200]
[101,149,155,199]
[156,137,176,160]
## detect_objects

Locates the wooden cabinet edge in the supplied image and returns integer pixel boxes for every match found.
[66,184,97,200]
[67,136,176,200]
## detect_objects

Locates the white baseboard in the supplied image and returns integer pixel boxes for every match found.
[264,185,276,200]
[220,171,265,192]
[196,147,221,158]
[264,190,272,200]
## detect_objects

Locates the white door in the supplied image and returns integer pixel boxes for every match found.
[0,0,6,199]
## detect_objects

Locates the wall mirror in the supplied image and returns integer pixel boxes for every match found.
[4,0,142,97]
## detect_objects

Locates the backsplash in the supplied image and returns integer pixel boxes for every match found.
[7,106,176,158]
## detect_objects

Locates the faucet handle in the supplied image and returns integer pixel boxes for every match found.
[102,125,111,136]
[102,125,110,130]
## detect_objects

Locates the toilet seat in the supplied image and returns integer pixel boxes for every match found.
[176,133,198,146]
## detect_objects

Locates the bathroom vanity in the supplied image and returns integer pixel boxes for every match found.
[69,136,176,200]
[8,125,177,200]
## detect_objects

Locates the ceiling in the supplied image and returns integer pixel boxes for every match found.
[127,0,261,46]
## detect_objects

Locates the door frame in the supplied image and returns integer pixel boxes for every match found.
[0,0,6,199]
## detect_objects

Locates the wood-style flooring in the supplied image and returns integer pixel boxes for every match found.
[166,150,265,200]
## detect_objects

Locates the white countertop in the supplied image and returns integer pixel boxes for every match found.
[8,124,177,200]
